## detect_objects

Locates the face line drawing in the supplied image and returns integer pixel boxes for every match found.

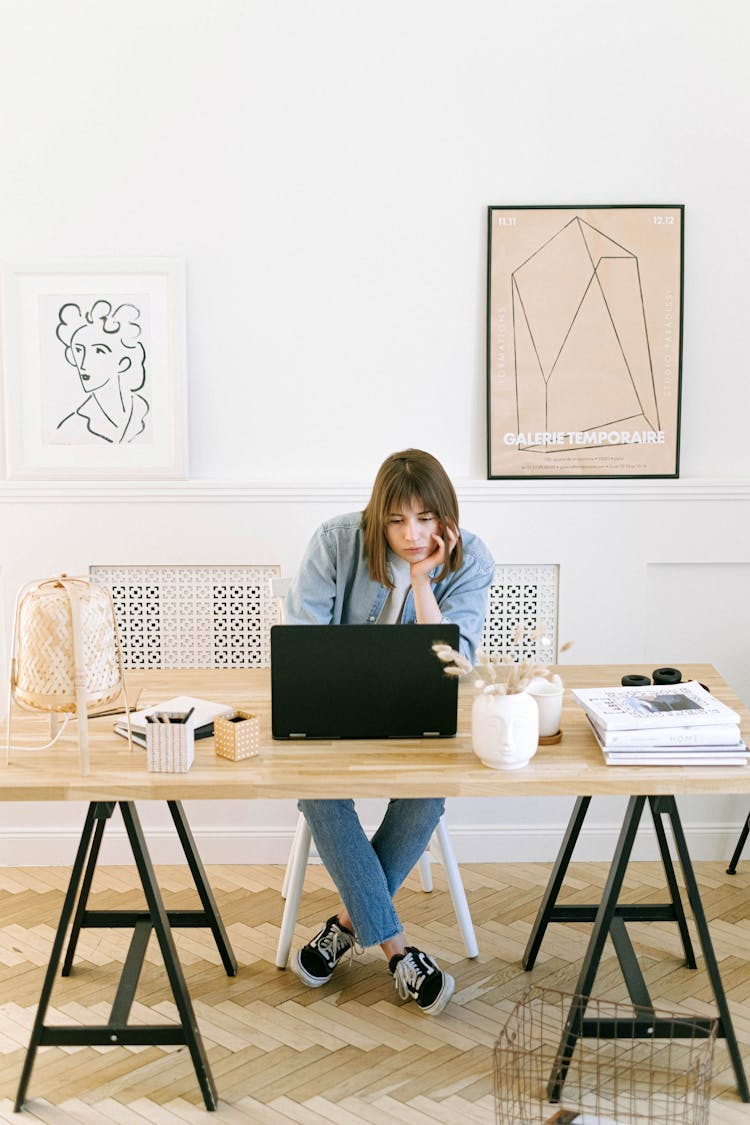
[54,298,149,445]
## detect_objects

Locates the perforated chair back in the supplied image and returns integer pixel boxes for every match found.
[90,564,281,669]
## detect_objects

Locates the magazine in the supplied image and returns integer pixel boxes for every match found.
[586,716,741,748]
[586,717,749,766]
[571,681,740,732]
[603,752,749,766]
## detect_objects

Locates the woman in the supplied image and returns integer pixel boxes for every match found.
[286,449,494,1015]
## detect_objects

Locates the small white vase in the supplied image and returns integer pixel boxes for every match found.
[471,690,539,770]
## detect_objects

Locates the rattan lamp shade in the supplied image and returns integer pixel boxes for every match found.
[7,575,130,775]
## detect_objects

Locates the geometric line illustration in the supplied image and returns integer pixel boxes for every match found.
[512,216,659,453]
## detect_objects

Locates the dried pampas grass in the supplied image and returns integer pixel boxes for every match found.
[433,626,572,696]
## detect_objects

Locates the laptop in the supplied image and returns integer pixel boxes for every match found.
[270,623,460,739]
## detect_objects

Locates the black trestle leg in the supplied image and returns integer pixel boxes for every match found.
[119,802,218,1111]
[546,795,646,1103]
[649,796,696,968]
[15,803,106,1112]
[62,802,115,976]
[60,800,237,979]
[539,794,750,1105]
[15,801,220,1113]
[726,811,750,875]
[662,796,749,1102]
[523,796,591,970]
[168,800,237,976]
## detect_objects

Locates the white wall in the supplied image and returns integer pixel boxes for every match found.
[1,0,749,863]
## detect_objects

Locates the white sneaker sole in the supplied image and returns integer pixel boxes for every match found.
[290,950,332,988]
[420,971,455,1015]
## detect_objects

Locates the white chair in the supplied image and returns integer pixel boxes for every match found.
[276,809,478,968]
[271,576,479,967]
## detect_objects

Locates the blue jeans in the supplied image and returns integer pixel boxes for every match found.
[298,797,446,949]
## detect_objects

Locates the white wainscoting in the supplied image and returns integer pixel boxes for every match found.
[645,562,750,706]
[0,798,745,867]
[1,478,749,866]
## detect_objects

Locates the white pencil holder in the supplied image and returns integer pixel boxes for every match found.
[146,718,195,772]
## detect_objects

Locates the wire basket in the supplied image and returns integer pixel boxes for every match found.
[494,986,717,1125]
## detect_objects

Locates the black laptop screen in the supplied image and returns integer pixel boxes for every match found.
[270,623,461,739]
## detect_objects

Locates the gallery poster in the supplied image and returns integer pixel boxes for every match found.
[487,205,683,479]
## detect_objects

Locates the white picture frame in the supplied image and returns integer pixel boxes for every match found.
[0,258,187,479]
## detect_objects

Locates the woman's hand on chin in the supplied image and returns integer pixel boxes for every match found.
[410,525,458,584]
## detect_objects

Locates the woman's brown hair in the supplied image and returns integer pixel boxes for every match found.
[361,449,464,588]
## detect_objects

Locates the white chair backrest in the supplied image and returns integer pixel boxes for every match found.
[90,564,281,669]
[271,569,560,659]
[270,576,292,624]
[482,564,559,662]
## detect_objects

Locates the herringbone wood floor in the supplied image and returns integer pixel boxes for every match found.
[1,857,750,1122]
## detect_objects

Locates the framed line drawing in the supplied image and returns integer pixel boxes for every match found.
[487,205,684,479]
[1,258,187,479]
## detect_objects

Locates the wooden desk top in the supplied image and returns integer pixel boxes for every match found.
[2,664,749,802]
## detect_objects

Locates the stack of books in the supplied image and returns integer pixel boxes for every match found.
[571,681,748,766]
[114,695,233,749]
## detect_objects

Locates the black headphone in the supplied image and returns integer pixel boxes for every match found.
[621,667,682,687]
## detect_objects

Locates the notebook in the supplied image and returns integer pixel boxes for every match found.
[114,695,234,748]
[271,623,461,739]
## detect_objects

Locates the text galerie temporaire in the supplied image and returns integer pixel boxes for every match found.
[502,430,666,446]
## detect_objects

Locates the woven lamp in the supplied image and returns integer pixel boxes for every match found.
[6,575,131,775]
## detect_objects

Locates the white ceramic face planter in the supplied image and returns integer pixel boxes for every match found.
[471,691,540,770]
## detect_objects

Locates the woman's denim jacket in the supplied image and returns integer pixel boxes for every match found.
[285,512,495,663]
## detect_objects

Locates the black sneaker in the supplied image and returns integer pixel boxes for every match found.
[292,915,358,987]
[389,946,455,1015]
